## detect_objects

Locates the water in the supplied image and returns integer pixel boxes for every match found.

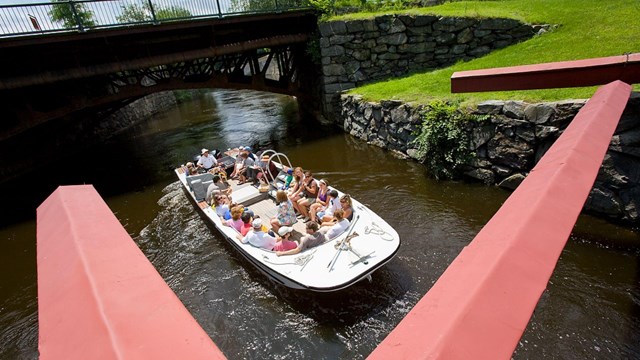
[0,89,639,359]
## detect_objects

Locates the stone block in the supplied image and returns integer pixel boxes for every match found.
[457,28,474,44]
[477,18,520,30]
[435,32,456,44]
[319,21,348,36]
[414,15,438,27]
[321,45,345,57]
[503,101,527,119]
[323,64,346,76]
[378,33,408,45]
[330,34,355,45]
[346,20,365,33]
[433,17,475,32]
[524,103,556,124]
[498,173,526,190]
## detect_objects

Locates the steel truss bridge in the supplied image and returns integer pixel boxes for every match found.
[0,1,317,142]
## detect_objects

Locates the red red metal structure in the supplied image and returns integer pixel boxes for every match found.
[369,80,633,359]
[451,53,640,93]
[37,185,226,359]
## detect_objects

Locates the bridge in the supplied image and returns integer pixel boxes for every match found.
[0,0,317,142]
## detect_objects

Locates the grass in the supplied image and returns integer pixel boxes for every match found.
[329,0,640,105]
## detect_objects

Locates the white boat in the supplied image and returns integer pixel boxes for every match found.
[175,150,401,291]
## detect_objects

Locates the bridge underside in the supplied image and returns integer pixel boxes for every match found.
[0,10,317,142]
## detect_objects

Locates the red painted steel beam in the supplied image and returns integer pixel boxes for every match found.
[368,81,632,360]
[451,53,640,92]
[37,185,226,360]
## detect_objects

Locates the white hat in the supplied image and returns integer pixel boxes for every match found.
[278,226,293,236]
[201,148,209,155]
[252,218,263,228]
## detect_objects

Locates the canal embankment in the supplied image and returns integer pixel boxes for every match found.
[316,10,640,225]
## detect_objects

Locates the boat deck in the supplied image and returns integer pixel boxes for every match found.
[198,178,308,241]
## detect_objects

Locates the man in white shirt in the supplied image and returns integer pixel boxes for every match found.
[197,148,217,170]
[236,218,276,250]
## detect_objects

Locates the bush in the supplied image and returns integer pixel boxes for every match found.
[411,100,484,180]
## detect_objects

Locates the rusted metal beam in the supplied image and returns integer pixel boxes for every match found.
[451,53,640,92]
[0,33,309,90]
[369,81,632,360]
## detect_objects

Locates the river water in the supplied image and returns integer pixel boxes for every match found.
[0,89,638,359]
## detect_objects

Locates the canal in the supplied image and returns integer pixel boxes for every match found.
[0,89,638,359]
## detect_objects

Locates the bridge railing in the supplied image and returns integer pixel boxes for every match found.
[0,0,311,37]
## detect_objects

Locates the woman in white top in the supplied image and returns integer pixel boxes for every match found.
[319,209,350,240]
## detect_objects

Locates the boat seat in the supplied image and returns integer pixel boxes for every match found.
[234,184,267,206]
[190,179,207,202]
[186,173,214,191]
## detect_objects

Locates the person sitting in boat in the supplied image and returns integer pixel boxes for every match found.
[184,162,195,175]
[339,194,354,221]
[287,167,304,201]
[245,152,267,185]
[270,190,297,234]
[303,179,329,223]
[273,226,298,252]
[311,189,341,224]
[239,211,253,236]
[237,151,255,185]
[197,148,218,171]
[282,168,294,189]
[292,171,318,220]
[225,205,244,232]
[275,222,326,256]
[214,194,230,219]
[236,218,277,250]
[319,209,350,240]
[229,147,246,179]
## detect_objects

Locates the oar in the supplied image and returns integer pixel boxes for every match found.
[327,215,360,271]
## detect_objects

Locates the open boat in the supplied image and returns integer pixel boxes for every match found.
[175,150,400,292]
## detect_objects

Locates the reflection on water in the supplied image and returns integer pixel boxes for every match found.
[0,89,638,359]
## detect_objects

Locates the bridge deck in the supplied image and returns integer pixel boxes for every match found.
[368,80,632,359]
[37,185,226,359]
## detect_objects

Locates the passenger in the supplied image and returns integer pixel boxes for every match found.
[319,209,350,240]
[236,218,276,250]
[339,194,354,221]
[283,168,294,189]
[239,211,253,236]
[270,190,297,234]
[276,222,326,256]
[197,148,218,171]
[273,226,298,252]
[229,147,245,179]
[189,166,198,176]
[238,152,255,185]
[225,205,244,232]
[311,189,340,223]
[287,167,304,201]
[302,178,328,223]
[184,162,195,175]
[245,152,266,185]
[293,171,318,220]
[214,194,230,218]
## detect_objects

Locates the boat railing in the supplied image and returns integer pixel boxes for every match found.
[263,151,293,188]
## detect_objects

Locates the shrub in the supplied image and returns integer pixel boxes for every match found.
[411,100,483,179]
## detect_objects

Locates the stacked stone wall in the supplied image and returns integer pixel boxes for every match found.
[319,15,538,118]
[341,93,640,223]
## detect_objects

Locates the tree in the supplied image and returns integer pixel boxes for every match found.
[49,0,96,29]
[116,2,192,23]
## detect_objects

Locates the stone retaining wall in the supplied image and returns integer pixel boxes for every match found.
[319,15,539,118]
[341,93,640,223]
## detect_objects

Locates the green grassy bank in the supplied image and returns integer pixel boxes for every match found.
[331,0,640,105]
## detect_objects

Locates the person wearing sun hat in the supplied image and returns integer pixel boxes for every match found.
[196,148,217,170]
[273,226,297,251]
